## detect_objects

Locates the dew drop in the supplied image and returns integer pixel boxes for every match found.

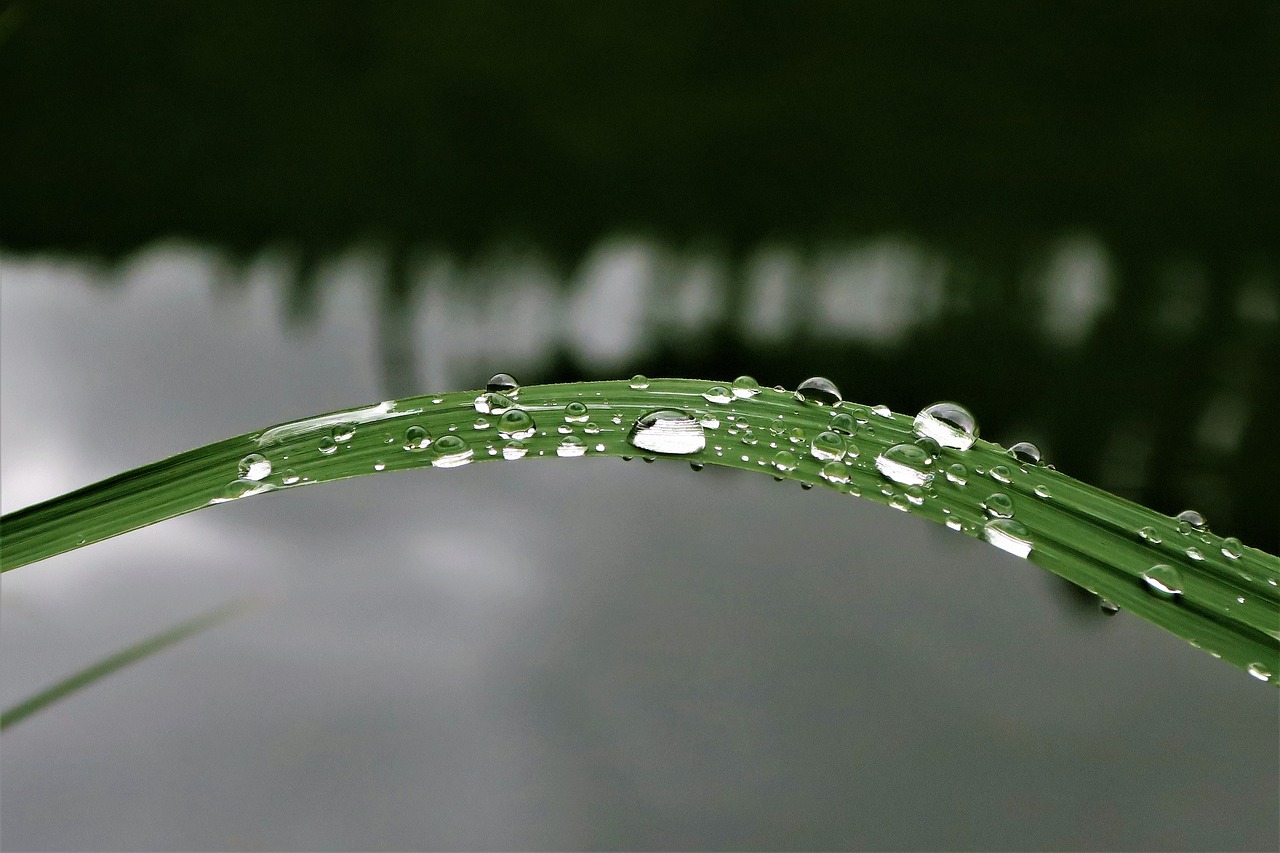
[731,375,761,398]
[431,435,474,468]
[486,373,519,394]
[557,436,588,457]
[945,463,968,486]
[318,436,338,455]
[982,492,1015,518]
[689,460,705,472]
[238,453,272,481]
[1009,441,1042,464]
[1138,526,1162,544]
[280,469,300,485]
[629,374,650,389]
[373,461,386,471]
[875,443,934,487]
[473,419,490,430]
[913,402,979,450]
[913,437,941,463]
[820,461,850,484]
[1176,509,1208,533]
[474,392,516,415]
[810,430,847,461]
[584,422,602,434]
[871,404,892,418]
[497,409,536,440]
[1140,564,1184,599]
[945,517,963,531]
[829,413,857,435]
[990,465,1012,483]
[795,376,842,406]
[1221,537,1244,559]
[564,401,589,423]
[788,427,806,444]
[905,485,926,506]
[404,425,431,450]
[703,385,733,404]
[1246,662,1273,683]
[1033,484,1051,499]
[890,494,910,512]
[983,518,1033,559]
[627,409,707,455]
[502,440,528,460]
[212,478,271,503]
[1186,547,1205,561]
[849,406,871,424]
[1099,598,1120,616]
[773,450,798,472]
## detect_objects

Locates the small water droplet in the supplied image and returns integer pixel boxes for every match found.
[945,517,963,531]
[404,425,431,450]
[238,453,272,481]
[1176,509,1208,533]
[373,461,386,471]
[689,460,705,472]
[1138,526,1162,543]
[280,469,300,485]
[557,435,587,457]
[627,409,707,455]
[486,373,519,394]
[584,422,602,435]
[474,392,516,415]
[702,385,733,404]
[318,436,338,455]
[1009,441,1042,464]
[564,401,589,423]
[473,419,490,430]
[845,441,861,459]
[875,443,934,487]
[1186,547,1205,561]
[889,493,910,511]
[913,402,979,450]
[788,427,806,444]
[629,374,650,389]
[496,409,536,439]
[829,413,857,435]
[983,518,1033,558]
[945,463,968,486]
[810,430,847,461]
[329,423,355,442]
[983,493,1014,518]
[772,450,798,472]
[905,485,925,505]
[431,435,474,468]
[1246,662,1273,682]
[871,404,892,418]
[795,376,842,406]
[502,440,528,460]
[731,375,761,398]
[1221,537,1244,559]
[820,461,850,484]
[1141,564,1184,599]
[990,465,1012,483]
[213,478,271,503]
[1033,484,1051,498]
[913,437,941,463]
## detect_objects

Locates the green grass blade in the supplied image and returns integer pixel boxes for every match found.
[0,600,247,731]
[1,378,1276,682]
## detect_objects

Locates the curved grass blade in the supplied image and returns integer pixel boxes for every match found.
[0,600,247,731]
[0,379,1276,682]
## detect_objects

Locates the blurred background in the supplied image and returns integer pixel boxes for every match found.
[1,2,1277,850]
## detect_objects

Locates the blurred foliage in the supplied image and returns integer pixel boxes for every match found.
[0,0,1277,550]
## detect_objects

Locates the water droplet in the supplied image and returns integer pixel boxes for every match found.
[629,374,650,389]
[474,392,516,415]
[1138,526,1162,544]
[983,492,1014,518]
[473,419,490,430]
[502,440,528,460]
[1186,547,1205,561]
[772,450,798,472]
[875,443,934,487]
[689,460,705,472]
[990,465,1012,483]
[280,469,300,485]
[945,517,964,531]
[329,422,356,442]
[1141,564,1184,599]
[1246,662,1273,682]
[404,425,431,450]
[627,409,707,455]
[1221,537,1244,559]
[945,463,968,485]
[496,409,536,440]
[212,478,271,503]
[563,401,589,423]
[871,404,892,418]
[913,402,979,450]
[584,422,602,434]
[318,436,338,455]
[238,453,272,481]
[1176,509,1208,533]
[889,493,910,512]
[819,461,850,484]
[983,518,1033,558]
[913,437,941,463]
[1009,441,1042,464]
[486,373,519,394]
[1033,484,1051,499]
[845,441,861,459]
[1099,598,1120,616]
[810,430,847,461]
[373,461,386,471]
[431,435,474,468]
[788,427,806,444]
[731,375,761,398]
[829,413,857,435]
[703,385,733,404]
[557,436,587,457]
[795,376,842,406]
[904,485,926,505]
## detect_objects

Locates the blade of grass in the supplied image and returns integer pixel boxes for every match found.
[0,600,248,731]
[0,378,1275,681]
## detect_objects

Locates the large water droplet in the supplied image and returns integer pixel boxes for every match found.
[795,376,842,406]
[913,402,978,450]
[983,518,1033,559]
[1221,537,1244,559]
[486,373,519,394]
[280,469,301,485]
[1141,564,1184,599]
[318,436,338,455]
[238,453,272,481]
[212,478,272,503]
[1008,442,1041,465]
[945,463,968,485]
[1247,662,1273,683]
[629,374,650,389]
[810,431,846,461]
[404,425,431,450]
[772,450,798,472]
[829,412,857,435]
[1176,509,1208,533]
[431,435,474,468]
[990,465,1012,483]
[627,409,707,455]
[564,401,589,423]
[332,424,356,442]
[502,440,528,460]
[497,409,536,439]
[732,375,761,398]
[819,461,850,484]
[557,436,587,457]
[983,492,1014,518]
[875,443,934,487]
[703,385,733,404]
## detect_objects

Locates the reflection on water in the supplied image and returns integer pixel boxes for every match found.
[4,233,1275,551]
